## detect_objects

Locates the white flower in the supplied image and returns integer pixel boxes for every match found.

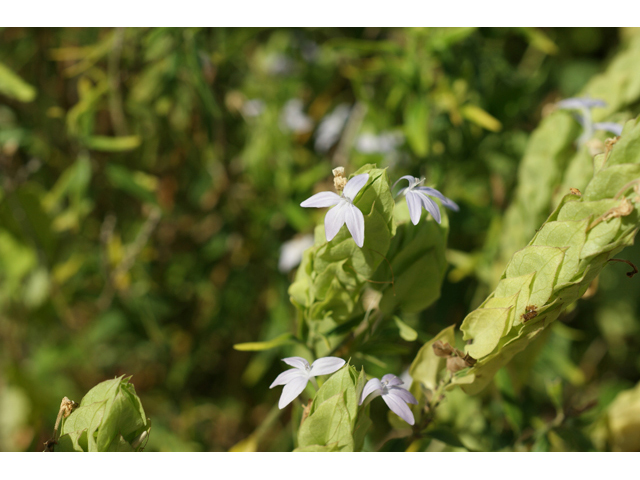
[356,131,404,154]
[359,373,418,425]
[315,104,351,153]
[270,356,346,409]
[278,234,314,273]
[300,173,369,248]
[393,175,459,226]
[281,99,314,134]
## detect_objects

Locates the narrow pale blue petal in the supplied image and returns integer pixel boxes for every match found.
[388,386,418,405]
[324,202,347,241]
[360,378,382,405]
[405,191,423,225]
[344,204,365,248]
[270,368,307,388]
[418,187,459,211]
[342,173,369,200]
[282,357,310,370]
[417,191,441,224]
[557,97,606,109]
[309,357,346,376]
[278,375,309,409]
[594,122,623,136]
[391,175,417,191]
[382,391,415,425]
[381,373,403,386]
[300,191,341,208]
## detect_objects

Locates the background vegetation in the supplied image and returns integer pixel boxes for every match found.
[1,27,639,452]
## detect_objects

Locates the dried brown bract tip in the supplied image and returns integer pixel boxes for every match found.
[433,340,455,358]
[447,356,468,373]
[521,305,538,322]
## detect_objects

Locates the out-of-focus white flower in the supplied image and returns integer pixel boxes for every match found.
[270,356,346,409]
[301,173,369,248]
[265,54,294,76]
[356,131,404,154]
[315,104,351,153]
[278,234,314,273]
[241,99,265,118]
[281,99,314,134]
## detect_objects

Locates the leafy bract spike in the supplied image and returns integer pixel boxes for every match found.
[454,117,640,394]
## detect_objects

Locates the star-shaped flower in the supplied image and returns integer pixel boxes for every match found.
[359,373,418,425]
[300,173,369,247]
[270,356,346,409]
[393,175,459,226]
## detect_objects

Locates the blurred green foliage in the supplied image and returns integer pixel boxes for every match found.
[1,27,640,452]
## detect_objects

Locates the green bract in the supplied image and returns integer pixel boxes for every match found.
[456,117,640,394]
[57,375,151,452]
[493,36,640,288]
[295,363,370,452]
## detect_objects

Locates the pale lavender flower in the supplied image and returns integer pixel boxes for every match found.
[393,176,459,226]
[359,374,418,425]
[300,173,369,247]
[556,97,621,145]
[278,234,314,273]
[270,356,346,409]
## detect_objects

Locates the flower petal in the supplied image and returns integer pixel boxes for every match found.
[381,373,403,386]
[594,122,623,136]
[391,175,417,193]
[417,187,459,212]
[557,97,606,110]
[344,204,365,248]
[417,191,441,224]
[309,357,346,376]
[270,368,307,388]
[360,378,383,405]
[324,202,347,242]
[405,191,423,225]
[388,386,418,405]
[300,191,341,208]
[382,390,415,425]
[342,173,369,200]
[278,375,309,409]
[282,357,310,370]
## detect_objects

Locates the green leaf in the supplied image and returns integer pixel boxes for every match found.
[233,333,296,351]
[83,135,142,152]
[460,104,502,132]
[394,316,418,341]
[105,164,158,205]
[404,98,429,157]
[0,61,36,102]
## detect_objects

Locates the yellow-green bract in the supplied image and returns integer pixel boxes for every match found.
[455,117,640,394]
[56,375,150,452]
